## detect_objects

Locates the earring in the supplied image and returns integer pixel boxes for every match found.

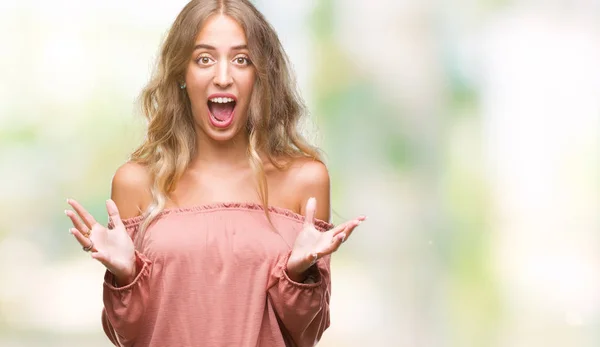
[179,82,186,89]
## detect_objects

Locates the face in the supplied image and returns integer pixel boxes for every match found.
[184,14,256,143]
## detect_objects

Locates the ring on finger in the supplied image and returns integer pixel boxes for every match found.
[82,239,94,252]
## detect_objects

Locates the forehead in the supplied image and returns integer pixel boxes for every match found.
[195,14,247,46]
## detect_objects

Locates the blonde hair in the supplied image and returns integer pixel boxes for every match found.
[129,0,321,247]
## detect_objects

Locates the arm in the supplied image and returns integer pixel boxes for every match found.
[268,251,332,347]
[267,159,333,347]
[102,250,152,346]
[101,162,153,346]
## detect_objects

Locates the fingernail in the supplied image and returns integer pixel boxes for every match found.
[69,228,73,234]
[341,234,346,242]
[66,198,70,204]
[64,210,68,216]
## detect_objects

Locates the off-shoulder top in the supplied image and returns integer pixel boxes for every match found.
[101,203,334,347]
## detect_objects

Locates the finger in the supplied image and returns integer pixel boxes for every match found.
[327,220,354,238]
[106,199,123,229]
[65,210,91,236]
[303,197,316,227]
[335,220,361,241]
[70,228,96,252]
[330,216,364,236]
[320,229,347,256]
[67,199,98,230]
[336,232,347,245]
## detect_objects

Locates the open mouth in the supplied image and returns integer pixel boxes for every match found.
[207,96,236,128]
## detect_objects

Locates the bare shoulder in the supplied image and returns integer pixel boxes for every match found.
[111,161,152,219]
[285,157,331,222]
[287,157,330,190]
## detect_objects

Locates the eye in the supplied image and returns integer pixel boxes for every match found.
[233,56,251,66]
[196,55,214,65]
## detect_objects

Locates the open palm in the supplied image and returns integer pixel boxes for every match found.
[287,197,366,279]
[65,199,136,284]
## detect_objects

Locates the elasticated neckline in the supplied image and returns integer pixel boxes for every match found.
[119,202,334,231]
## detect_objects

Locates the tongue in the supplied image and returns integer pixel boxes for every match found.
[209,102,235,121]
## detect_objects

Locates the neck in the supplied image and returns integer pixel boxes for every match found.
[189,130,251,170]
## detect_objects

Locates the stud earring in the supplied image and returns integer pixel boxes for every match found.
[179,82,186,89]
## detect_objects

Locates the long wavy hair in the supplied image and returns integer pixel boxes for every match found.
[129,0,321,248]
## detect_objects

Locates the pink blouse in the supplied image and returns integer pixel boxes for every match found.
[101,203,334,347]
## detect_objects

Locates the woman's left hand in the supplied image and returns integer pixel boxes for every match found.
[286,197,366,282]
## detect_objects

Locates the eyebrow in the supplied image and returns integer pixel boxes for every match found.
[193,44,248,51]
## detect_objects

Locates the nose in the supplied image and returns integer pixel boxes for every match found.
[213,61,233,89]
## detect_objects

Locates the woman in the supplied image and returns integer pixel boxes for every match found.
[64,1,365,346]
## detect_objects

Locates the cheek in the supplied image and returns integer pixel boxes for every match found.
[245,71,256,92]
[235,68,256,94]
[186,68,211,91]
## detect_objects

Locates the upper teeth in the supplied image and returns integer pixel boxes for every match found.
[210,97,234,103]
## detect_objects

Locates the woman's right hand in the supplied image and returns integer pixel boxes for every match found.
[65,198,137,286]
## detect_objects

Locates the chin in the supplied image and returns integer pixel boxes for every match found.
[204,127,245,143]
[196,115,248,143]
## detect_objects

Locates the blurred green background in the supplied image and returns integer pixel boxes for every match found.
[1,0,599,346]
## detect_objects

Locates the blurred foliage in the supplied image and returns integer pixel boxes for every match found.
[2,0,599,346]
